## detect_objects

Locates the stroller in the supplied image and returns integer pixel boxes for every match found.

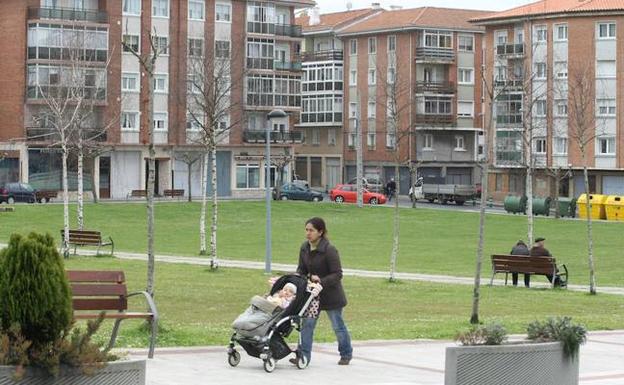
[227,274,320,373]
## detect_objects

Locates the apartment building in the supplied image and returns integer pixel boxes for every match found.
[473,0,624,201]
[336,7,488,193]
[0,0,313,199]
[294,7,377,190]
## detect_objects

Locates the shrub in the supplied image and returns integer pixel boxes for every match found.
[527,317,587,359]
[456,322,508,346]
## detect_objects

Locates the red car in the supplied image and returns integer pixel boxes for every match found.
[329,184,387,205]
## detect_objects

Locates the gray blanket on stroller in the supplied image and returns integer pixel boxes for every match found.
[232,295,281,332]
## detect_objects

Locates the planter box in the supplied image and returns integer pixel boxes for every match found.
[0,359,145,385]
[445,341,579,385]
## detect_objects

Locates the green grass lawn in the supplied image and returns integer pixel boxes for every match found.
[66,256,624,348]
[1,201,623,286]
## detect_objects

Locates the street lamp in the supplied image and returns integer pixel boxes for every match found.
[265,109,287,274]
[349,116,363,208]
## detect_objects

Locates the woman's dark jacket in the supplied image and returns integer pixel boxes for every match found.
[297,237,347,310]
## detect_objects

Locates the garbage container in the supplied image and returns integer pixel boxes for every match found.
[532,197,552,216]
[577,194,608,220]
[557,197,577,218]
[504,195,527,214]
[605,196,624,221]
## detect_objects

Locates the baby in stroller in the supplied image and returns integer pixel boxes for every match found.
[227,274,321,372]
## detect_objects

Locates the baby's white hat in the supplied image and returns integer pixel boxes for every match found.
[283,282,297,294]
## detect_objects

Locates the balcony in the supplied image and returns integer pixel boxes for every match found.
[243,130,304,144]
[28,7,108,23]
[494,79,524,90]
[415,47,454,63]
[27,86,106,102]
[300,50,344,62]
[496,114,523,127]
[415,114,456,127]
[275,24,303,38]
[300,112,343,124]
[26,127,107,143]
[496,44,524,58]
[496,150,523,165]
[415,81,456,94]
[274,60,302,72]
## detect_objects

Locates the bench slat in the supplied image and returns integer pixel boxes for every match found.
[74,312,153,320]
[67,270,125,283]
[73,298,127,311]
[71,284,127,297]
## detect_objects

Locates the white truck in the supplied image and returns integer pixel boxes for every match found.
[409,178,477,206]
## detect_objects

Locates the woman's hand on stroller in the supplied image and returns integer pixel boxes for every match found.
[308,281,323,297]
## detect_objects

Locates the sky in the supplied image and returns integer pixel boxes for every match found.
[311,0,535,13]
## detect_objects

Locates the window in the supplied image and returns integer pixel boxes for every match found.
[154,36,168,55]
[186,114,204,131]
[367,130,376,148]
[598,22,616,39]
[236,164,260,188]
[386,129,396,149]
[43,0,57,7]
[535,62,547,79]
[534,138,546,154]
[457,101,474,117]
[535,25,547,42]
[349,70,357,86]
[216,3,231,22]
[555,61,567,79]
[368,101,376,118]
[555,24,568,41]
[458,35,474,51]
[121,112,138,130]
[215,40,230,58]
[536,100,547,117]
[388,35,396,52]
[597,99,616,116]
[424,96,452,114]
[554,137,568,154]
[73,0,85,10]
[349,39,357,55]
[122,34,139,53]
[311,128,320,145]
[368,69,376,85]
[349,102,357,118]
[598,137,615,154]
[556,100,568,116]
[153,112,168,131]
[596,60,616,78]
[152,0,169,17]
[495,30,507,45]
[153,74,168,93]
[387,67,395,84]
[423,133,433,149]
[454,135,465,150]
[123,0,141,15]
[368,37,376,54]
[328,128,337,146]
[188,0,204,20]
[424,30,452,48]
[188,38,203,57]
[121,72,139,92]
[458,68,474,84]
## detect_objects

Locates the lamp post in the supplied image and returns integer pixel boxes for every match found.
[265,109,287,274]
[349,116,363,208]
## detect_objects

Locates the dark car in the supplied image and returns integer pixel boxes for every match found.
[0,182,37,204]
[273,183,323,202]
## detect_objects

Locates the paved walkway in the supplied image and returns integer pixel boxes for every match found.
[127,330,624,385]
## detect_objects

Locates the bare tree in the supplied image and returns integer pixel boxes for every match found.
[272,148,294,199]
[185,44,246,267]
[568,60,603,295]
[175,150,202,202]
[122,28,168,297]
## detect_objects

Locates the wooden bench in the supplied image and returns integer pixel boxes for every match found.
[490,254,568,288]
[35,189,57,203]
[0,206,15,212]
[163,189,184,199]
[67,270,158,358]
[61,229,114,257]
[127,189,147,199]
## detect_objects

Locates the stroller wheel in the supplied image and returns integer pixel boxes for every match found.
[228,351,241,367]
[296,355,308,369]
[263,357,276,373]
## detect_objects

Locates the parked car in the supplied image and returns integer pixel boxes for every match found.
[273,183,323,202]
[329,184,387,205]
[347,177,385,193]
[0,182,37,204]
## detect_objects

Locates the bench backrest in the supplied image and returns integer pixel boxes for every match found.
[164,189,184,195]
[491,254,557,275]
[61,230,102,243]
[67,270,128,312]
[131,190,147,197]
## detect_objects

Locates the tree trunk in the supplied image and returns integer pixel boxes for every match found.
[210,149,218,268]
[583,164,597,294]
[389,164,400,281]
[187,162,192,202]
[62,144,70,258]
[146,68,156,299]
[554,169,560,219]
[77,142,84,230]
[199,151,209,255]
[470,163,489,324]
[526,166,534,245]
[91,156,99,204]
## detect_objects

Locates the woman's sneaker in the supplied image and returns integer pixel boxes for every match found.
[338,357,351,365]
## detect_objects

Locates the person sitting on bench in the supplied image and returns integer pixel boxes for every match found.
[529,237,564,287]
[510,240,530,287]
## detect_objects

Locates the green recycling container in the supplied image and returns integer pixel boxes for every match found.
[557,197,577,218]
[532,197,552,216]
[504,195,527,214]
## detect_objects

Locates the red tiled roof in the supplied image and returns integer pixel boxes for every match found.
[295,8,378,32]
[473,0,624,23]
[337,7,489,35]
